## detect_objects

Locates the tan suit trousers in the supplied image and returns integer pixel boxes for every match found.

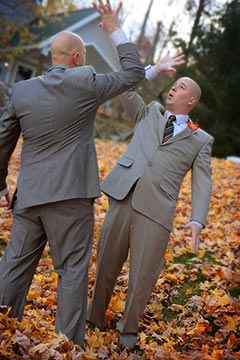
[87,190,170,335]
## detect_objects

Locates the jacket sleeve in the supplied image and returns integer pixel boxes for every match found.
[119,88,148,124]
[190,135,214,226]
[0,98,21,191]
[93,42,145,104]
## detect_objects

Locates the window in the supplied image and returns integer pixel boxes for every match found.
[15,65,33,82]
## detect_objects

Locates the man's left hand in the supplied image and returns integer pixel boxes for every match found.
[0,193,10,208]
[183,222,201,252]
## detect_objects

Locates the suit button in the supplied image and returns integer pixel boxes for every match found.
[147,161,152,166]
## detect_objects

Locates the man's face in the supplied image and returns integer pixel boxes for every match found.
[166,78,194,114]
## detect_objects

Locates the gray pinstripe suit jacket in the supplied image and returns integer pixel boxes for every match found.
[101,90,214,231]
[0,43,145,209]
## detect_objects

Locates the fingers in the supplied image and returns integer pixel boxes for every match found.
[103,0,122,14]
[93,0,122,15]
[98,0,109,11]
[192,233,200,252]
[115,1,123,15]
[162,53,185,65]
[160,53,185,71]
[182,222,201,253]
[182,223,191,230]
[0,195,10,208]
[92,1,107,15]
[92,2,98,11]
[0,202,9,208]
[105,0,112,11]
[173,53,185,60]
[171,54,185,65]
[92,0,121,33]
[162,52,184,61]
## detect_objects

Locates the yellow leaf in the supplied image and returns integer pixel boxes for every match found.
[109,294,125,313]
[165,273,178,284]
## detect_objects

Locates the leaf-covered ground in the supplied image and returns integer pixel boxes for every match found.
[0,138,239,360]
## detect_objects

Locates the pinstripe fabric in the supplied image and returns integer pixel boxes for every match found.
[0,42,145,347]
[0,199,94,346]
[0,43,145,208]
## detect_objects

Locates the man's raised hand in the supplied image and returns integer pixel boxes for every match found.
[154,52,186,75]
[92,0,122,33]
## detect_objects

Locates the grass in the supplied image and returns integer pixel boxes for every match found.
[161,251,220,323]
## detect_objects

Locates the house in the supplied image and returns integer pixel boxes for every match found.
[0,7,120,89]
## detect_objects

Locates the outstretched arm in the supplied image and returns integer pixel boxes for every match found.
[120,53,186,123]
[92,0,145,104]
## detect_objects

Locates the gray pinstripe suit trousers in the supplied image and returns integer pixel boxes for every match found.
[0,198,94,346]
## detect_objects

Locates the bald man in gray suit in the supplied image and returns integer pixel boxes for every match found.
[0,0,145,347]
[87,54,214,349]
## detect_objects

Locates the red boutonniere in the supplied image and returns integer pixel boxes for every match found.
[187,120,199,130]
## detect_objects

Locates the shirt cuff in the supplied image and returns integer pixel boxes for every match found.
[108,28,129,47]
[0,188,8,197]
[191,221,203,229]
[145,64,158,81]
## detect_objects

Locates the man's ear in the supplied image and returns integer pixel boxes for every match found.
[72,52,79,66]
[188,97,197,106]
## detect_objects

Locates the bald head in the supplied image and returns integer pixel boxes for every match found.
[181,77,201,102]
[166,76,202,115]
[50,31,86,67]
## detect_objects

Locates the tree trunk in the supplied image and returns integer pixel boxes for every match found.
[145,20,162,64]
[158,19,175,58]
[136,0,154,52]
[186,0,206,60]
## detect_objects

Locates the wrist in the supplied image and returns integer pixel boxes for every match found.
[108,27,128,46]
[191,221,203,230]
[145,64,158,81]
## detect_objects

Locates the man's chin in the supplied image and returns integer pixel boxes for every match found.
[166,100,173,108]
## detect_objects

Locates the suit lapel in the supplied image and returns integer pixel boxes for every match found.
[158,105,197,144]
[167,126,196,144]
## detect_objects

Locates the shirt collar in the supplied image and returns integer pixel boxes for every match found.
[165,110,189,125]
[47,64,70,72]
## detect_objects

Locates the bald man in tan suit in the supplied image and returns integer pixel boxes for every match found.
[87,54,213,349]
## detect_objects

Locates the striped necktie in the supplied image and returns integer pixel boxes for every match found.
[162,115,176,143]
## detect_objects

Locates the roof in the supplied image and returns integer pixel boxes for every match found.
[30,8,99,42]
[8,7,99,49]
[29,8,97,43]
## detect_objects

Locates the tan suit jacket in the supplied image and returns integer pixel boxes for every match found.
[101,89,214,231]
